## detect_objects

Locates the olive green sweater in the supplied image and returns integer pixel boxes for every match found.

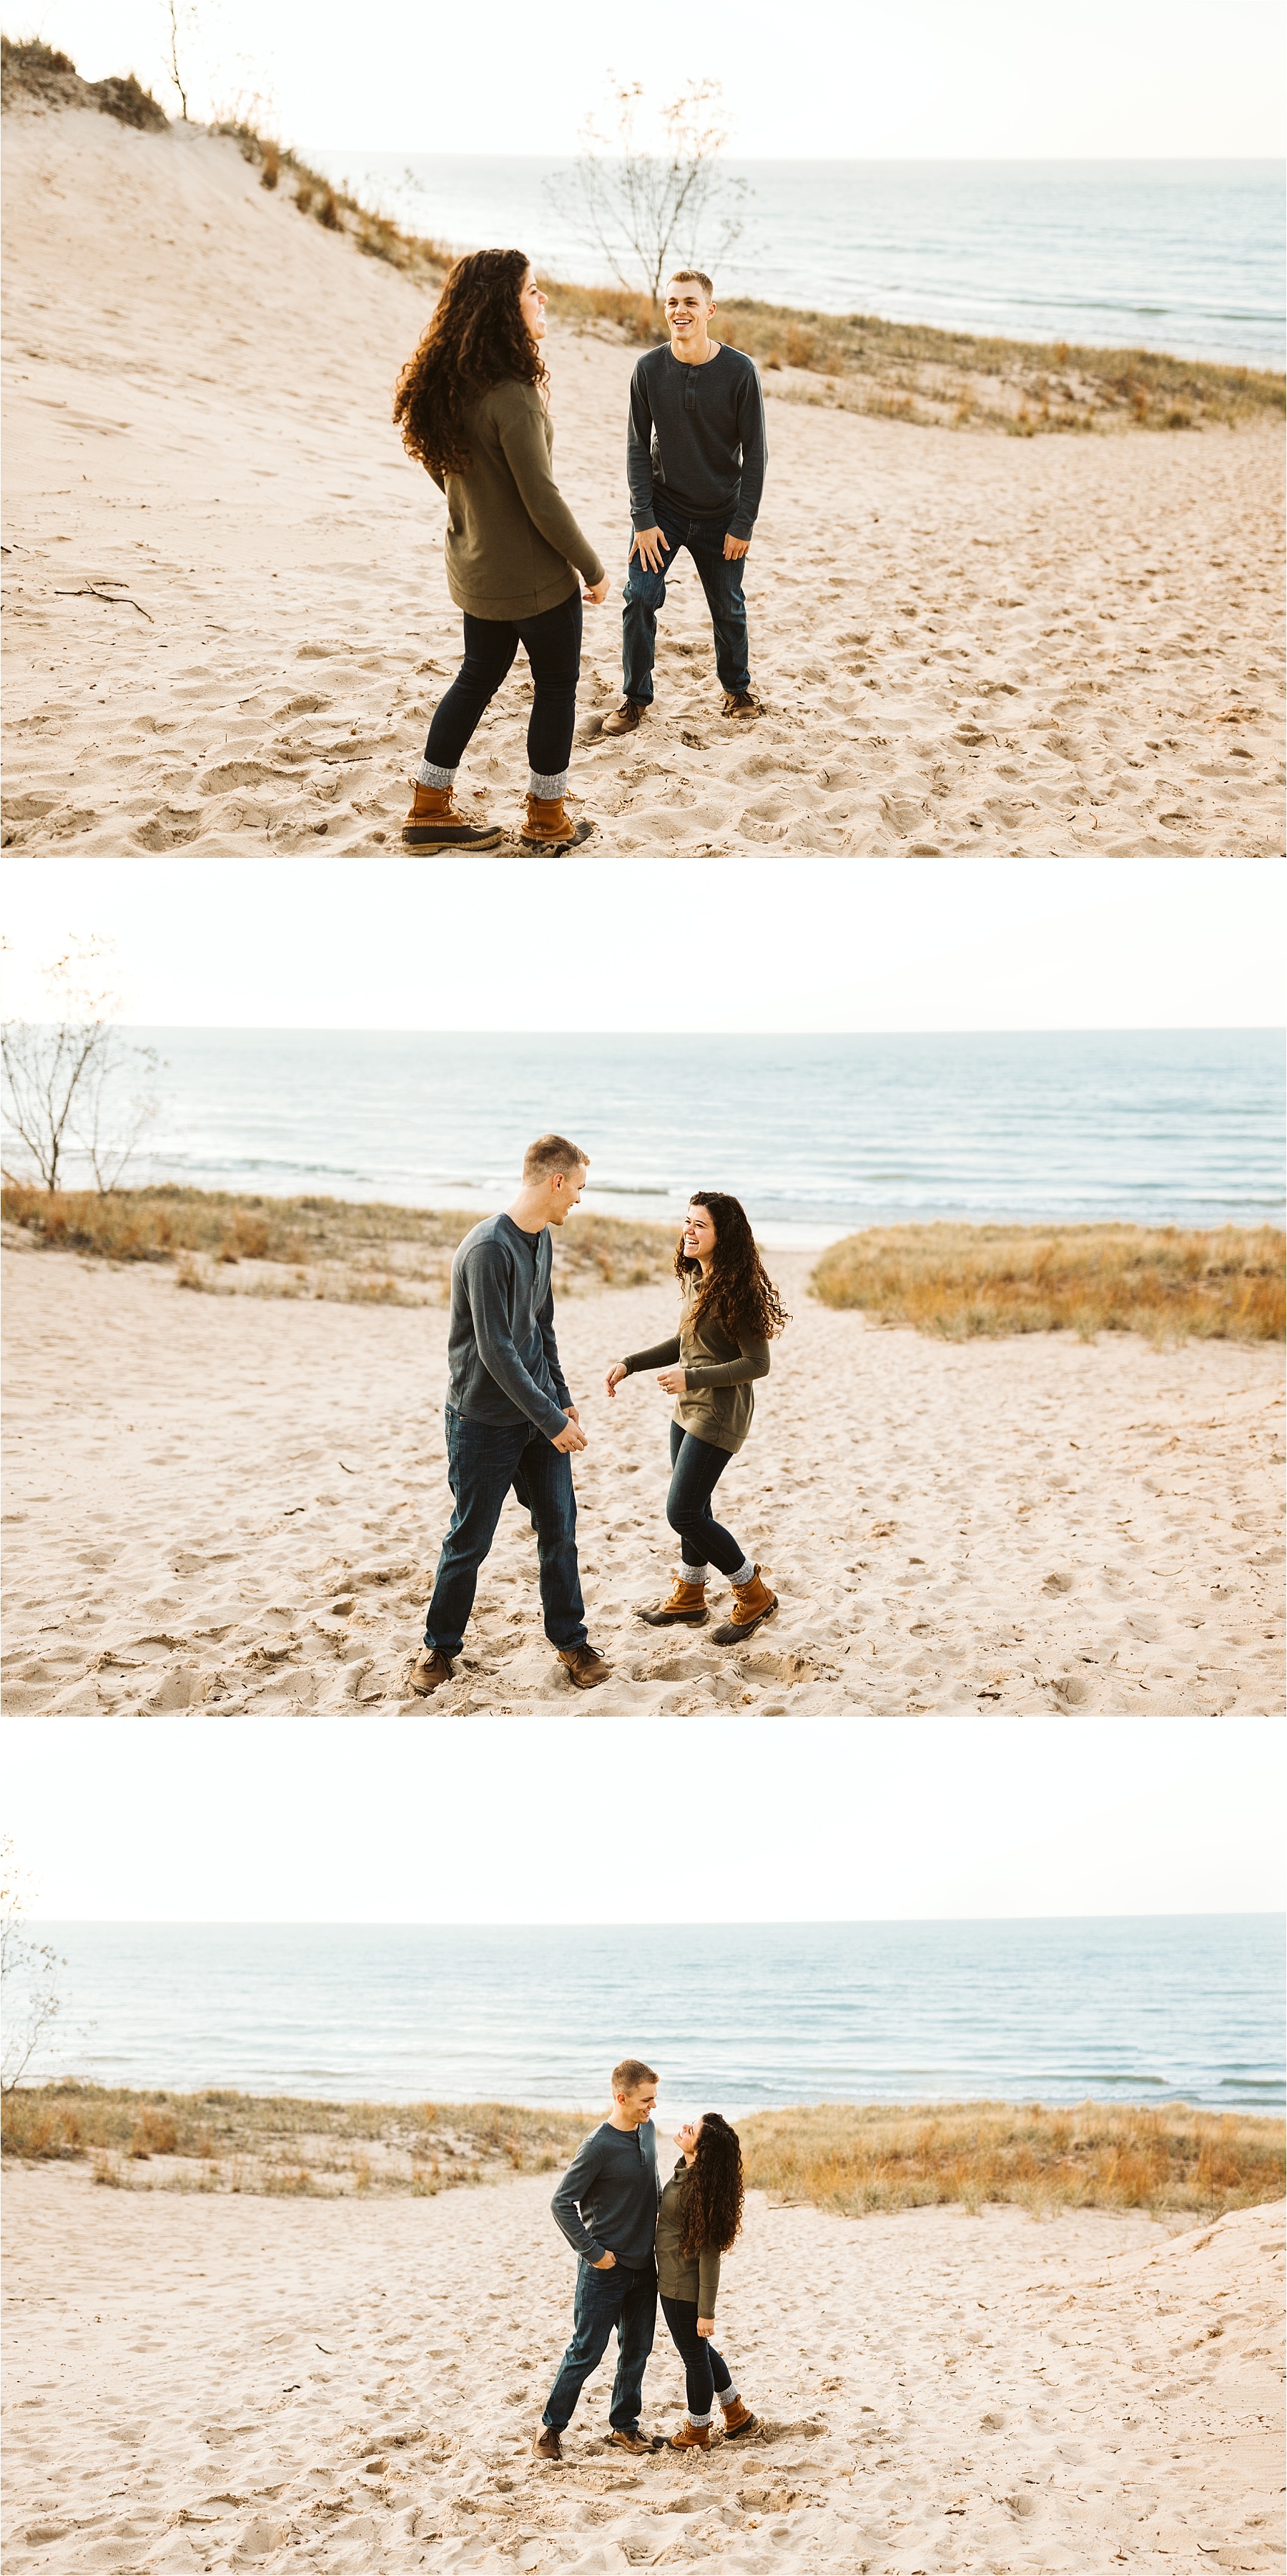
[429,379,605,619]
[655,2156,722,2315]
[622,1270,770,1456]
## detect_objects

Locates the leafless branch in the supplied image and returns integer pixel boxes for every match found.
[546,79,749,312]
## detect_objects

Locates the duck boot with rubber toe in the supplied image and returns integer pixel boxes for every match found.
[520,794,596,849]
[721,2397,759,2438]
[711,1566,778,1644]
[402,781,503,849]
[637,1576,709,1627]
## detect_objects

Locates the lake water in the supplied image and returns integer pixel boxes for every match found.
[30,1918,1284,2111]
[309,154,1286,369]
[81,1027,1287,1246]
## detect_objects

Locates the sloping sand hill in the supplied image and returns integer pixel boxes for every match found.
[3,1245,1281,1714]
[3,2164,1282,2572]
[2,98,1283,857]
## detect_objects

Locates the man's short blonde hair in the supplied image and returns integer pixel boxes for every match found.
[668,269,713,300]
[523,1132,589,1183]
[612,2058,659,2094]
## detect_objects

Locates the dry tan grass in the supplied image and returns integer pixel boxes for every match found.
[739,2101,1284,2218]
[0,1182,678,1303]
[6,2088,1280,2218]
[809,1222,1286,1343]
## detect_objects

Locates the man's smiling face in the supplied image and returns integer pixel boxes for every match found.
[665,280,714,345]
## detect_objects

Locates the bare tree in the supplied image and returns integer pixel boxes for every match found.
[1,936,159,1194]
[0,1840,66,2096]
[165,0,191,119]
[548,79,749,313]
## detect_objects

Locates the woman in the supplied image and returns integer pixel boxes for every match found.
[605,1193,789,1642]
[656,2113,759,2452]
[393,249,608,852]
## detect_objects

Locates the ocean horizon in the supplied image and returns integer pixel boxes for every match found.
[309,154,1286,370]
[26,1918,1286,2114]
[20,1025,1283,1246]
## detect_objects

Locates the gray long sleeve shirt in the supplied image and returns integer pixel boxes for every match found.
[445,1213,571,1441]
[627,343,768,540]
[551,2118,661,2268]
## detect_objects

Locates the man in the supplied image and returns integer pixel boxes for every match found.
[535,2060,663,2461]
[409,1134,611,1695]
[603,270,767,737]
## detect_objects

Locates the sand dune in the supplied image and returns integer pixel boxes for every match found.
[2,102,1283,859]
[3,2161,1281,2572]
[3,1245,1281,1714]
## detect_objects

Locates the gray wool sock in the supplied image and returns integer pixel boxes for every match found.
[415,759,457,789]
[528,767,570,799]
[730,1556,756,1587]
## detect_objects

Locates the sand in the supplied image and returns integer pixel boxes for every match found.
[3,1244,1282,1715]
[3,103,1283,860]
[3,2160,1282,2574]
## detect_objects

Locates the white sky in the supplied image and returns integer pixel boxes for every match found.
[19,0,1286,157]
[4,1718,1283,1920]
[2,859,1283,1034]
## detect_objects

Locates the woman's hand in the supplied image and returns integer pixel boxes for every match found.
[604,1362,628,1399]
[696,2316,716,2338]
[584,573,611,605]
[656,1366,687,1396]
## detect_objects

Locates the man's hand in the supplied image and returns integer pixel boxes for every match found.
[696,2316,716,2338]
[604,1363,628,1400]
[584,573,611,605]
[656,1366,687,1396]
[551,1413,588,1454]
[593,2250,617,2271]
[723,534,750,561]
[631,526,670,574]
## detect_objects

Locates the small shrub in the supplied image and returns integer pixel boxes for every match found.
[260,139,280,189]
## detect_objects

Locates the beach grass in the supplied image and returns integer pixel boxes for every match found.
[5,2086,1281,2216]
[0,1182,678,1301]
[809,1223,1286,1343]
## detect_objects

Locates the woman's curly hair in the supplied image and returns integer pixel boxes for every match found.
[679,2112,744,2260]
[393,247,548,477]
[676,1192,790,1345]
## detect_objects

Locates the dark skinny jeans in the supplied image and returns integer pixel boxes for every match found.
[667,1421,747,1579]
[659,2292,734,2422]
[425,591,582,779]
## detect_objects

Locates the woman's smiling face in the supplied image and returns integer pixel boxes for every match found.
[682,1203,716,1265]
[519,266,548,342]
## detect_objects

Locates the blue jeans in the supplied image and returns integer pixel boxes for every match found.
[622,498,750,704]
[543,2257,658,2433]
[667,1420,746,1579]
[659,2292,734,2422]
[423,1406,586,1659]
[426,591,583,777]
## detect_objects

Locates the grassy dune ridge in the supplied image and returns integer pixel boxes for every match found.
[0,1183,678,1303]
[809,1222,1286,1343]
[4,2086,1281,2218]
[4,37,1281,436]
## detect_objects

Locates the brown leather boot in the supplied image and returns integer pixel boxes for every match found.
[519,794,596,849]
[711,1567,778,1644]
[720,2397,759,2439]
[409,1647,455,1695]
[401,780,503,849]
[721,691,761,719]
[601,699,646,736]
[637,1576,709,1627]
[556,1643,612,1689]
[532,2424,563,2462]
[666,2418,711,2452]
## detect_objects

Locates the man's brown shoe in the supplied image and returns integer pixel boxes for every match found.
[532,2425,563,2462]
[637,1577,709,1627]
[519,794,596,850]
[408,1647,455,1695]
[667,2419,711,2451]
[607,2427,658,2456]
[557,1643,612,1690]
[601,699,646,736]
[401,780,503,849]
[711,1567,778,1644]
[721,691,761,719]
[720,2397,759,2438]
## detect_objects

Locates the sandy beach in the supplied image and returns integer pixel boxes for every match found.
[3,1243,1281,1714]
[3,102,1283,859]
[3,2161,1282,2572]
